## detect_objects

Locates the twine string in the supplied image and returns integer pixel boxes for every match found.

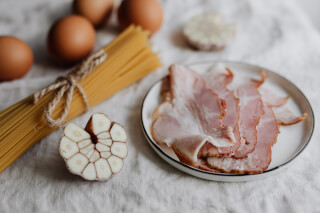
[33,49,107,127]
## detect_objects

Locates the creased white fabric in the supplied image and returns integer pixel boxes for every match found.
[0,0,320,212]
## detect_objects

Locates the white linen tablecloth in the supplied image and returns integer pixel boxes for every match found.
[0,0,319,212]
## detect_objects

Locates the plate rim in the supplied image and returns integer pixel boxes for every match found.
[140,60,315,178]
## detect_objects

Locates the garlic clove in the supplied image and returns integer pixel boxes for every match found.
[107,156,123,173]
[89,150,100,163]
[97,132,110,139]
[78,139,92,149]
[95,158,112,180]
[80,144,94,155]
[86,113,111,135]
[59,136,79,159]
[98,138,112,146]
[82,163,97,180]
[110,124,127,142]
[100,151,111,159]
[111,142,128,158]
[86,149,95,158]
[64,123,91,141]
[96,143,110,152]
[67,153,89,174]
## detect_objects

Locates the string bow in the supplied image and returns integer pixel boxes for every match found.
[34,49,107,127]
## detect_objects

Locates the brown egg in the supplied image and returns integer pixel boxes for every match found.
[0,36,33,82]
[118,0,163,35]
[47,15,96,66]
[73,0,114,27]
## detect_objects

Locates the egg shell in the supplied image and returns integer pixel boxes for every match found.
[0,36,33,82]
[118,0,163,35]
[47,15,96,66]
[73,0,114,27]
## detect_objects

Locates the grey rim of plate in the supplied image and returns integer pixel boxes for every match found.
[140,61,315,182]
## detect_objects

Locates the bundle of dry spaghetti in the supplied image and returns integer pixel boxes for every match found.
[0,25,161,173]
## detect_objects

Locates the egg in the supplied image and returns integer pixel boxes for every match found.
[47,15,96,66]
[0,36,33,81]
[118,0,163,35]
[73,0,114,27]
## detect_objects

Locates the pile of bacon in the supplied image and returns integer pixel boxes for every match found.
[151,64,307,174]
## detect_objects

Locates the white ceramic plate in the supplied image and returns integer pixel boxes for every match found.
[141,61,314,182]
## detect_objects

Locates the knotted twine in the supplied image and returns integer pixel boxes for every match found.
[33,49,107,127]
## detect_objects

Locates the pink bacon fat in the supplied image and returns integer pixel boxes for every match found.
[260,88,289,107]
[195,158,221,173]
[151,64,235,166]
[258,87,307,125]
[274,108,307,126]
[199,65,241,157]
[207,104,280,174]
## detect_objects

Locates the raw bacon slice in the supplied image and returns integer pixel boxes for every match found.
[198,65,241,157]
[233,71,265,159]
[274,108,307,126]
[151,64,235,166]
[259,87,307,125]
[260,88,289,107]
[207,105,280,174]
